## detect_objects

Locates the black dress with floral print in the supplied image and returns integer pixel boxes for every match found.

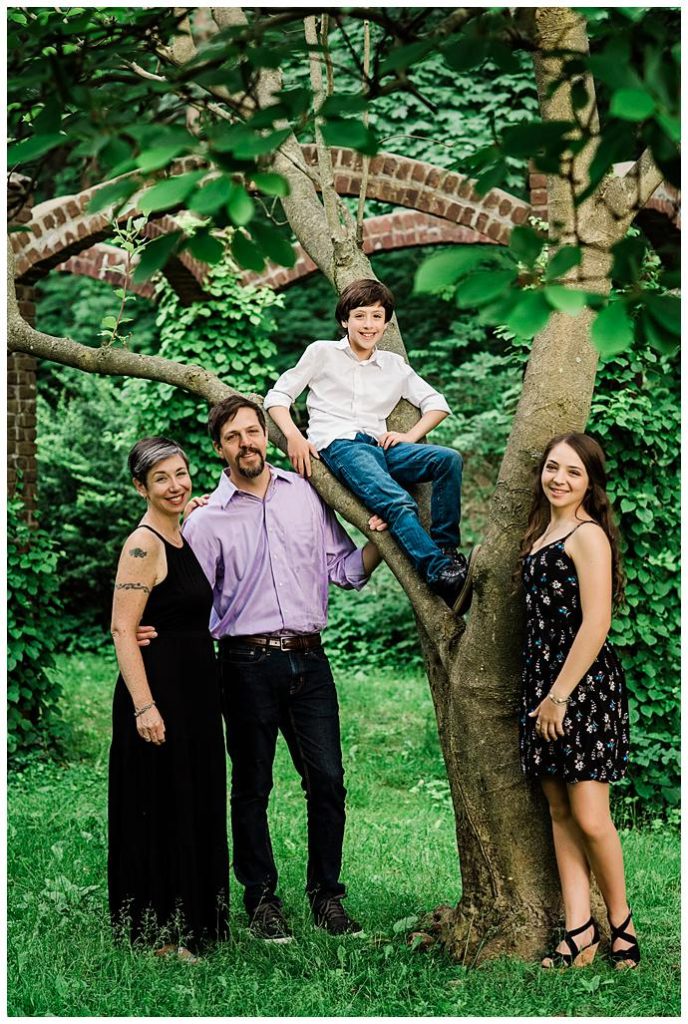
[520,522,630,783]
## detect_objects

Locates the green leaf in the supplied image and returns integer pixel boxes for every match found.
[100,315,118,330]
[414,248,491,293]
[545,245,582,281]
[379,40,434,73]
[8,133,66,164]
[133,231,182,283]
[611,235,647,285]
[185,231,225,264]
[137,172,205,215]
[543,285,587,315]
[509,226,545,267]
[232,128,291,159]
[610,88,656,122]
[189,176,233,215]
[644,294,680,336]
[231,232,265,272]
[227,184,255,227]
[456,270,516,308]
[442,38,486,72]
[591,301,634,357]
[506,291,552,338]
[86,178,139,214]
[640,310,678,356]
[321,119,378,155]
[136,145,187,173]
[474,161,508,196]
[318,94,369,118]
[249,223,296,268]
[252,172,290,197]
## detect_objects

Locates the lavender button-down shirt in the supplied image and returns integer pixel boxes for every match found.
[182,464,368,638]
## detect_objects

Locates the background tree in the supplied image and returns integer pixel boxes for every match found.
[7,6,679,959]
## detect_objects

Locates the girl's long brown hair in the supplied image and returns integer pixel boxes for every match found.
[519,433,625,607]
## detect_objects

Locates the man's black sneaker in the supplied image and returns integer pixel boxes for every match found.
[312,896,363,936]
[249,900,293,943]
[432,545,481,616]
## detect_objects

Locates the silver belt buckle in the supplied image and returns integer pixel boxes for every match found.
[278,636,292,650]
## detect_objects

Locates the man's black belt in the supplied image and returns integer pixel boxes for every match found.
[220,633,322,652]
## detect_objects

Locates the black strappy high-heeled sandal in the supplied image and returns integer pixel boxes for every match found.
[609,908,640,969]
[542,916,600,968]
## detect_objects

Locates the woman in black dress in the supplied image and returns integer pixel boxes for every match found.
[109,437,229,961]
[519,433,639,970]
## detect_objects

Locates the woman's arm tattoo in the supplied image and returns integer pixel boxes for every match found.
[128,547,148,558]
[115,582,151,593]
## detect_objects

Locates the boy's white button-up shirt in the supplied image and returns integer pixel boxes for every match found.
[263,337,451,451]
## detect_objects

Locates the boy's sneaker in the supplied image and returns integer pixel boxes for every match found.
[433,545,481,616]
[249,900,294,943]
[312,895,363,936]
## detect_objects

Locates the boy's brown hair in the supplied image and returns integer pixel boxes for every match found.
[207,395,266,445]
[334,279,395,326]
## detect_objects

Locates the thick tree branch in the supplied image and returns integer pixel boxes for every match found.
[305,15,344,243]
[601,148,665,221]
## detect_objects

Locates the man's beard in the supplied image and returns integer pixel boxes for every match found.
[236,448,265,479]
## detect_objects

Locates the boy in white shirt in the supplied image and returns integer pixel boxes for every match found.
[264,279,477,614]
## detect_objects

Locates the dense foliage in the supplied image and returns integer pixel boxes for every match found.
[123,258,282,495]
[8,493,65,758]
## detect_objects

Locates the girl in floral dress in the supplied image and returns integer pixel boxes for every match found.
[519,433,639,970]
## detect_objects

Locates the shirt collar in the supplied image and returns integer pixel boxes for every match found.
[336,335,383,366]
[212,463,293,508]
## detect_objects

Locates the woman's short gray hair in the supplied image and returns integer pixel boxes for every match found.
[128,437,189,485]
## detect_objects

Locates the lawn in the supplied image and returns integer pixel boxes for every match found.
[7,650,680,1017]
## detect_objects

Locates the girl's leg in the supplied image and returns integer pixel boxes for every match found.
[540,778,596,958]
[567,781,637,960]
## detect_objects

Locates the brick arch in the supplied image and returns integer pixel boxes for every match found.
[11,149,528,290]
[56,210,495,298]
[12,148,679,298]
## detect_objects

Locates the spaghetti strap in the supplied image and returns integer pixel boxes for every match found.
[565,520,600,541]
[137,523,183,548]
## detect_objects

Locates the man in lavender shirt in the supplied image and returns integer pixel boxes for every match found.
[181,395,385,943]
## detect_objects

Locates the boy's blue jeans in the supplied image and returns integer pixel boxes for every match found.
[320,432,462,584]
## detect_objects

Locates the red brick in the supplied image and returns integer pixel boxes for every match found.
[476,213,488,232]
[531,188,548,207]
[382,156,398,177]
[31,222,42,238]
[411,162,429,184]
[529,173,547,189]
[425,168,442,188]
[498,199,513,216]
[66,199,80,218]
[511,206,529,225]
[394,160,412,181]
[53,207,66,225]
[483,192,499,210]
[42,213,56,230]
[460,208,475,227]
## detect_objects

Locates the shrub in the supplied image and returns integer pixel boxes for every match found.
[124,259,283,494]
[8,492,66,758]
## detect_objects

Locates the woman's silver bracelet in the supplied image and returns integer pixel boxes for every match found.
[547,692,571,706]
[134,701,156,718]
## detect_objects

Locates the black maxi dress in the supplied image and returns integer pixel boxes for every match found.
[108,525,229,951]
[520,522,630,784]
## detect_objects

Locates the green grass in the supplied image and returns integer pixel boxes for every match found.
[8,650,680,1016]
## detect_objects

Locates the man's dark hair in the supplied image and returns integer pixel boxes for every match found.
[208,395,266,445]
[334,279,395,326]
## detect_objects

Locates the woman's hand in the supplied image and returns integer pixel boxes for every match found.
[528,697,567,742]
[136,704,166,745]
[183,494,210,521]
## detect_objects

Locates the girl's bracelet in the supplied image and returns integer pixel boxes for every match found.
[134,701,156,718]
[547,691,571,706]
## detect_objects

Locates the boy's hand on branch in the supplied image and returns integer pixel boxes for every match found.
[368,514,388,532]
[378,430,412,450]
[287,433,320,477]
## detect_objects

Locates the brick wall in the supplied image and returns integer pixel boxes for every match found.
[8,175,37,522]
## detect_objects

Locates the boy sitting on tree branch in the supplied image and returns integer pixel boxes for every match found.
[265,279,478,615]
